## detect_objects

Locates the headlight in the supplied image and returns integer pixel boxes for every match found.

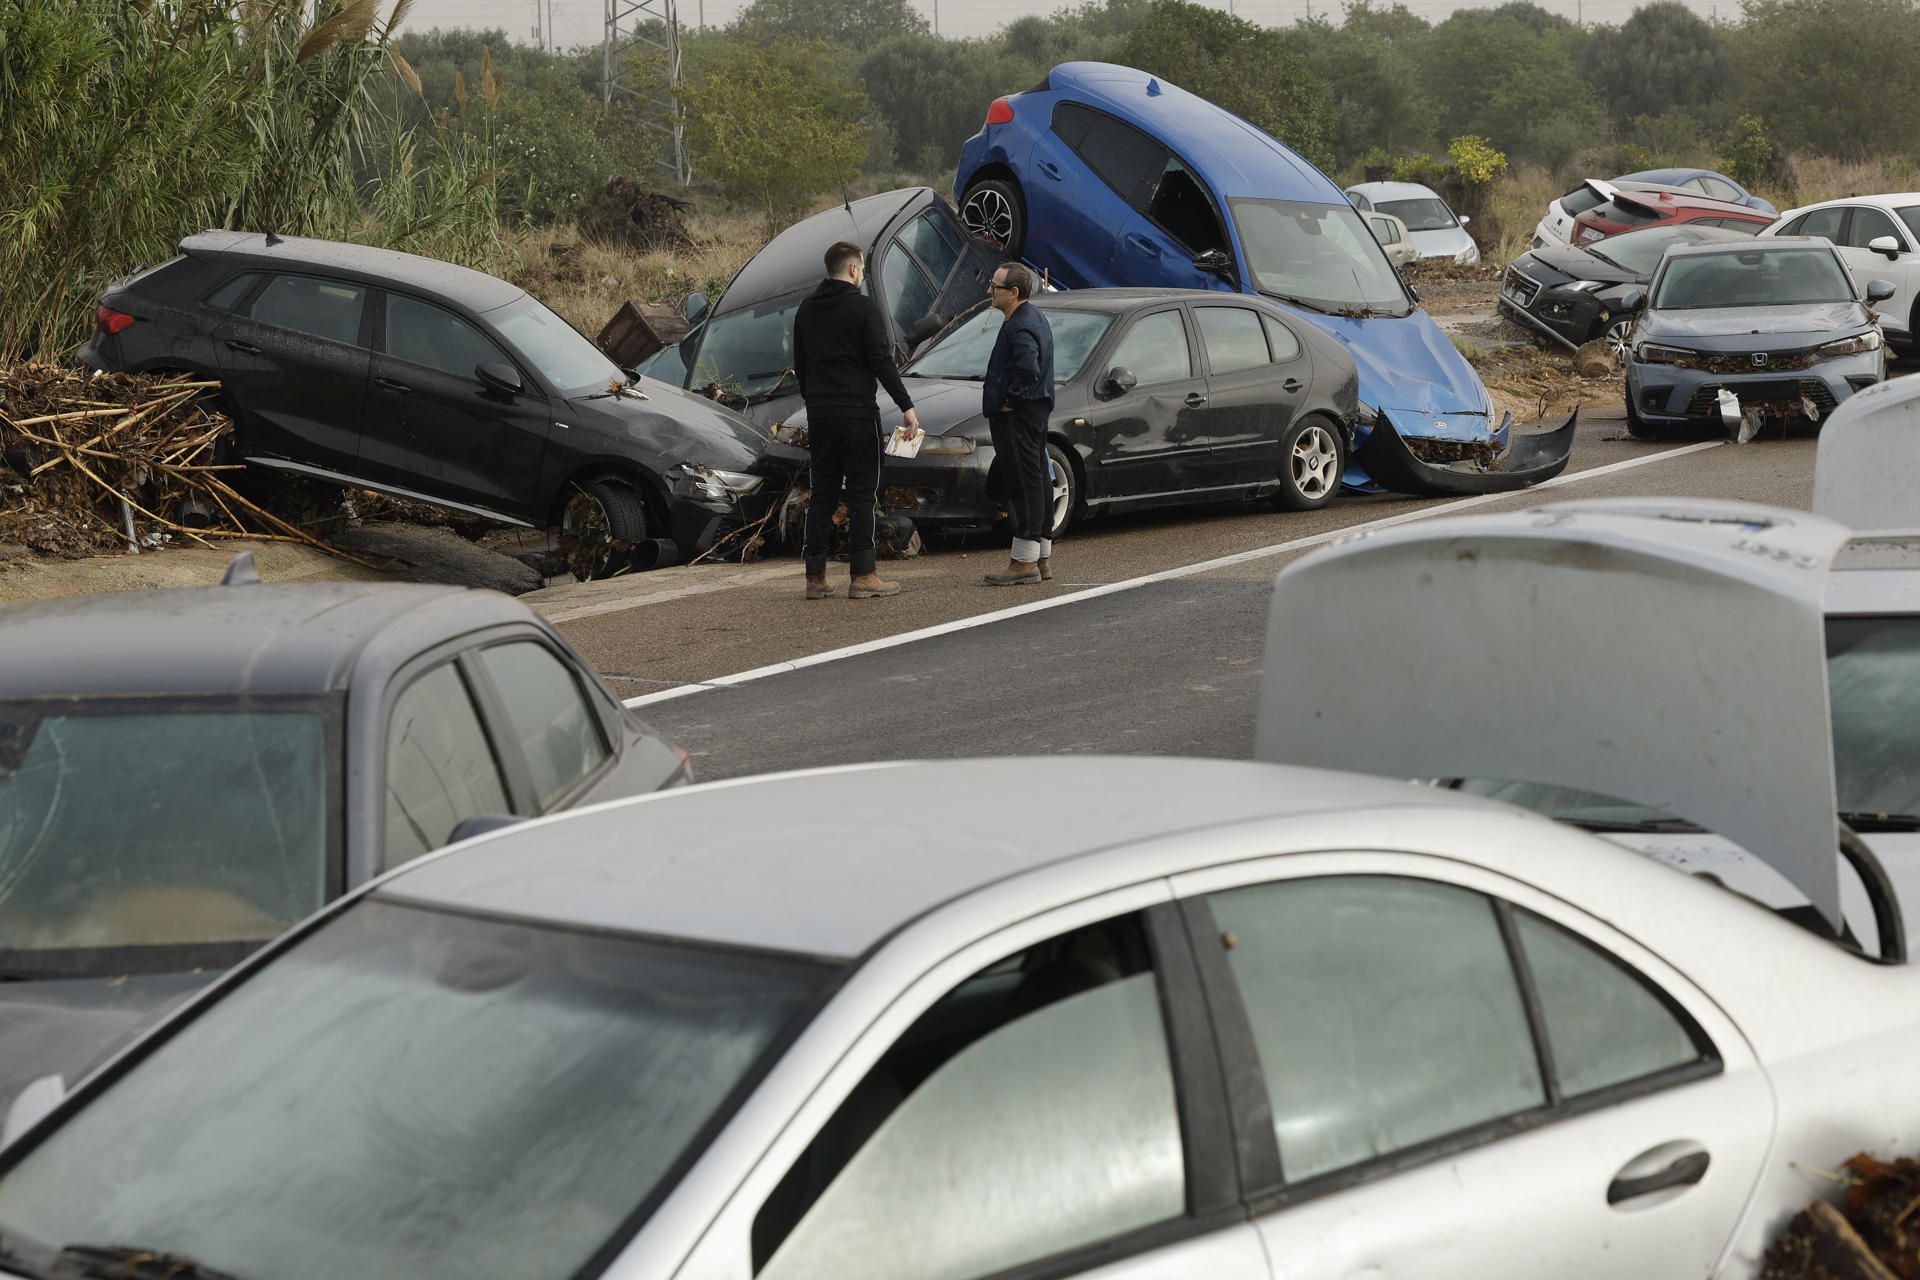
[672,463,765,501]
[1815,330,1883,358]
[1636,343,1694,365]
[915,435,977,455]
[1567,280,1605,293]
[1453,244,1480,265]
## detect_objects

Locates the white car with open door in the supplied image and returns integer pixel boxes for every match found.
[1762,194,1920,351]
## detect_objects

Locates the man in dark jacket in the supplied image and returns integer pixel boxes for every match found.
[981,263,1055,586]
[792,241,920,600]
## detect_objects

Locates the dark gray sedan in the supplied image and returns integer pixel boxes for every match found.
[0,563,685,1118]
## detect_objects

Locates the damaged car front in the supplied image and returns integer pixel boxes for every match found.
[1624,238,1891,440]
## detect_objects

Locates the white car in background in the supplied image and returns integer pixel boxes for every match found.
[1345,181,1479,263]
[1762,193,1920,351]
[1363,210,1418,269]
[1531,178,1700,250]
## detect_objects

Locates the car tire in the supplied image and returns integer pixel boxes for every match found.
[560,478,649,581]
[960,178,1026,256]
[1271,416,1345,511]
[1045,440,1077,538]
[1623,391,1662,440]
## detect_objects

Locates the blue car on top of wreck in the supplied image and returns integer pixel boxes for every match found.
[953,61,1574,494]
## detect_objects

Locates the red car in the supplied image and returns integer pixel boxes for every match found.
[1571,189,1774,244]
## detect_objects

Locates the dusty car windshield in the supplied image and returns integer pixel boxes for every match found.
[694,293,805,401]
[0,703,328,975]
[1587,224,1719,275]
[485,295,624,396]
[906,305,1114,381]
[1376,197,1457,232]
[0,899,834,1280]
[1652,248,1854,309]
[1228,198,1410,315]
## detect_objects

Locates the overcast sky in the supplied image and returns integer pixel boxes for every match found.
[403,0,1743,49]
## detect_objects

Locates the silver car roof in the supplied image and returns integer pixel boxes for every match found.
[1814,372,1920,534]
[375,757,1489,958]
[1254,496,1852,928]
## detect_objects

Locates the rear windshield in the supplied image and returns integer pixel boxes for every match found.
[1651,247,1853,309]
[1561,185,1608,217]
[0,701,331,976]
[1594,200,1661,229]
[1586,224,1732,275]
[0,899,836,1280]
[906,303,1114,382]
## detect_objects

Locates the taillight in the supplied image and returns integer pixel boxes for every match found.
[95,305,135,335]
[985,97,1014,126]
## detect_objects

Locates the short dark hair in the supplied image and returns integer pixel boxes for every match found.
[997,262,1034,300]
[825,241,864,277]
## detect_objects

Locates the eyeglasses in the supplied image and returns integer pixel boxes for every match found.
[988,282,1014,292]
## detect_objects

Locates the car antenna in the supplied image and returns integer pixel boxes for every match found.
[263,230,283,246]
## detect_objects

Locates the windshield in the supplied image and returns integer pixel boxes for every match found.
[0,899,834,1280]
[484,295,624,396]
[906,304,1114,382]
[1376,197,1457,232]
[1587,224,1723,275]
[691,293,805,402]
[0,702,330,976]
[1899,206,1920,244]
[1652,247,1853,309]
[1228,198,1410,315]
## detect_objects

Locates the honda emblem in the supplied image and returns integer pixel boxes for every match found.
[1751,352,1769,368]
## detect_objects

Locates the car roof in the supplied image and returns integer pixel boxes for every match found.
[716,189,931,317]
[177,231,523,312]
[375,756,1496,959]
[1602,191,1768,217]
[1619,167,1738,188]
[1346,182,1444,202]
[1048,62,1341,204]
[1780,193,1920,215]
[1034,287,1278,314]
[0,580,529,697]
[1659,235,1832,259]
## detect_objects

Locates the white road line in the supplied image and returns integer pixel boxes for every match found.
[623,441,1723,708]
[537,563,794,624]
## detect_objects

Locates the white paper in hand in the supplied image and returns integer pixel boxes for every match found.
[885,427,924,458]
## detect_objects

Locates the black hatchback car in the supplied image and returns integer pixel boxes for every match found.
[640,188,1001,425]
[79,232,785,578]
[776,288,1360,528]
[0,563,686,1122]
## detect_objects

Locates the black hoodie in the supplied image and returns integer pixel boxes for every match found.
[793,277,914,420]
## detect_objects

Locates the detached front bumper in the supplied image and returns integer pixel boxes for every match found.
[1359,406,1579,495]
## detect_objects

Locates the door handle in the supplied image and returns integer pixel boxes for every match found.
[1126,234,1162,258]
[1283,378,1303,393]
[224,339,259,355]
[1607,1143,1710,1205]
[1184,392,1207,407]
[1038,160,1062,180]
[375,377,412,394]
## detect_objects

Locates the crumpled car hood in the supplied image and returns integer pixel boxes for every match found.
[1644,302,1869,347]
[1288,307,1491,426]
[896,377,992,435]
[589,379,770,464]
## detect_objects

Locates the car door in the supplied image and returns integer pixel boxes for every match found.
[670,896,1272,1280]
[1169,854,1774,1280]
[875,240,942,365]
[379,658,514,874]
[1109,154,1238,293]
[889,203,994,347]
[359,291,553,519]
[467,637,619,812]
[1030,104,1168,290]
[211,272,371,473]
[1191,304,1309,489]
[1077,306,1210,502]
[1837,205,1919,342]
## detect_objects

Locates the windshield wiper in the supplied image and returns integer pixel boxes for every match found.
[1563,816,1706,834]
[1842,811,1920,833]
[1264,292,1330,314]
[1586,248,1625,270]
[48,1244,247,1280]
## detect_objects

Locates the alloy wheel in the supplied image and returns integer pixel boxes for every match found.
[1292,424,1340,499]
[962,187,1015,247]
[1603,318,1635,363]
[561,488,618,580]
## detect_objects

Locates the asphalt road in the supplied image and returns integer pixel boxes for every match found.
[535,402,1829,780]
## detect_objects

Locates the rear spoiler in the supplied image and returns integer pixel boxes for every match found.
[1255,497,1852,930]
[1611,191,1671,218]
[1813,373,1920,534]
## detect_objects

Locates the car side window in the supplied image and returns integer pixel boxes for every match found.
[1073,113,1164,206]
[475,640,610,811]
[1204,875,1545,1182]
[1350,191,1372,211]
[1195,306,1270,375]
[1105,310,1191,386]
[1702,177,1742,202]
[1050,100,1097,148]
[1146,158,1227,254]
[1260,312,1302,363]
[1370,215,1402,245]
[1797,206,1846,242]
[898,210,961,286]
[1845,206,1901,249]
[383,661,511,870]
[204,273,261,312]
[385,293,510,381]
[752,913,1184,1280]
[1681,177,1709,195]
[248,275,366,346]
[880,242,937,338]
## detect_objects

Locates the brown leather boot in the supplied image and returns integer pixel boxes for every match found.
[804,576,835,600]
[1037,557,1052,581]
[985,559,1042,586]
[848,572,900,598]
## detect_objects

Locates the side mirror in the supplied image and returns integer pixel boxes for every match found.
[1869,235,1902,259]
[906,312,945,345]
[1866,279,1897,303]
[1191,248,1232,276]
[1621,289,1647,313]
[447,813,523,845]
[1102,366,1138,397]
[476,362,523,395]
[3,1073,65,1147]
[1458,214,1472,226]
[683,290,710,324]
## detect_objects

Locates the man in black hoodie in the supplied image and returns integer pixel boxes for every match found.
[793,241,920,600]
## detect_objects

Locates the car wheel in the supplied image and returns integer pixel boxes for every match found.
[1624,391,1662,440]
[560,479,649,580]
[1046,440,1077,538]
[960,178,1026,256]
[1600,317,1635,364]
[1271,416,1345,511]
